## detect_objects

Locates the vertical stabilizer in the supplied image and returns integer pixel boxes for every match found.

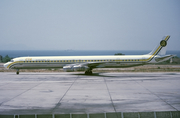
[158,46,167,56]
[148,35,170,56]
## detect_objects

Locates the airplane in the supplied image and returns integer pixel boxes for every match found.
[4,35,174,75]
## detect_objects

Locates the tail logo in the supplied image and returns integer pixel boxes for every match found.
[160,40,167,47]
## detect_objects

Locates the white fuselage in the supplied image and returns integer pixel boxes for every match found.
[4,54,156,70]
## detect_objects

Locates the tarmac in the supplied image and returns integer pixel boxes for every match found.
[0,72,180,117]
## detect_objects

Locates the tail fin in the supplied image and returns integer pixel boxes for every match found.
[148,35,170,56]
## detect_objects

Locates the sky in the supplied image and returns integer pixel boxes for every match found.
[0,0,180,51]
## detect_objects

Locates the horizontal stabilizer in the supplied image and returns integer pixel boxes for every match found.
[155,55,175,62]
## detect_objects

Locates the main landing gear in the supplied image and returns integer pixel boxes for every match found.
[16,69,19,75]
[85,70,92,75]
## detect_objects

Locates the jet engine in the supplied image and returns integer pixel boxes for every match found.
[63,65,89,72]
[63,65,74,72]
[73,65,89,71]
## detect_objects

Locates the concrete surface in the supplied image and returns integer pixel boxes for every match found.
[0,72,180,116]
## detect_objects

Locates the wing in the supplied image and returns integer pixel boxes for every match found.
[81,62,104,68]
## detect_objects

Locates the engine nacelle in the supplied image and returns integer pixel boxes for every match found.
[73,65,89,71]
[63,65,89,72]
[63,65,74,72]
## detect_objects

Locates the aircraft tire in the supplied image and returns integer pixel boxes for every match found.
[16,69,19,75]
[85,70,92,75]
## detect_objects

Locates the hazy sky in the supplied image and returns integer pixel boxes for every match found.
[0,0,180,50]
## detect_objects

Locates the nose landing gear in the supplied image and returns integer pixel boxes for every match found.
[16,69,19,75]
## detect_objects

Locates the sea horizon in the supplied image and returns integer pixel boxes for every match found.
[0,50,179,58]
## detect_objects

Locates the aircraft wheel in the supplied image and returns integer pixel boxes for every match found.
[85,70,92,75]
[16,69,19,75]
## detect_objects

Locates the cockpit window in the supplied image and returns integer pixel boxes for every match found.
[10,59,14,62]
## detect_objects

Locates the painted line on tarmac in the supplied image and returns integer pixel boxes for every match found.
[103,77,119,118]
[126,73,179,111]
[51,75,80,113]
[0,81,45,106]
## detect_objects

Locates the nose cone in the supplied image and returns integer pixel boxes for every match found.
[4,62,10,69]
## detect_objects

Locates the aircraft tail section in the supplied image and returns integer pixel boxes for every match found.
[155,55,175,63]
[148,35,170,56]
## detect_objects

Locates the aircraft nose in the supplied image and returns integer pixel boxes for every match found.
[3,63,9,69]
